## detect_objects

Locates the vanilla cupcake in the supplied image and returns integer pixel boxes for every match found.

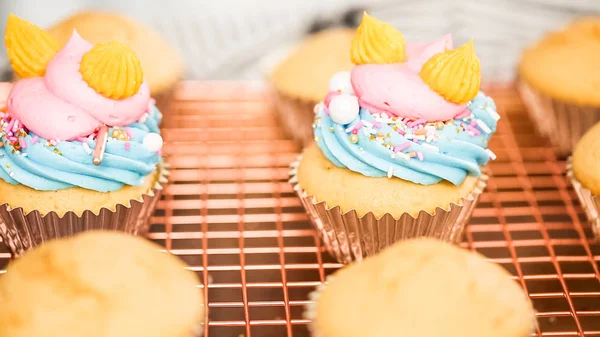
[567,120,600,238]
[270,28,355,145]
[0,231,205,337]
[519,17,600,156]
[0,15,167,256]
[305,238,537,337]
[42,11,183,112]
[290,13,498,263]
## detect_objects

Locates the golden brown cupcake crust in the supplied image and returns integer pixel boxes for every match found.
[0,231,203,337]
[0,168,161,216]
[271,28,355,102]
[519,17,600,107]
[47,11,184,95]
[297,143,479,218]
[313,238,536,337]
[573,120,600,194]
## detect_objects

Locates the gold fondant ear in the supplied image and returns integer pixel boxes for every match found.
[5,13,61,78]
[79,41,143,100]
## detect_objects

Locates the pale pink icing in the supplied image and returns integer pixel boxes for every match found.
[351,34,466,121]
[7,31,150,141]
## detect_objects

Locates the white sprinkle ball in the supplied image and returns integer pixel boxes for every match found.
[143,133,163,152]
[328,94,360,125]
[328,71,354,94]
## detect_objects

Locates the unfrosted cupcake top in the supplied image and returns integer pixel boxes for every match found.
[519,17,600,106]
[0,14,163,192]
[313,13,499,186]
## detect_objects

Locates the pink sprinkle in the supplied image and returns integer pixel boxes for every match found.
[124,142,131,151]
[49,139,58,146]
[353,121,364,132]
[124,127,134,138]
[469,120,478,127]
[12,120,19,132]
[18,138,26,149]
[372,121,381,129]
[417,152,424,161]
[408,119,426,128]
[469,128,481,136]
[454,109,472,120]
[324,107,329,115]
[5,119,14,132]
[76,136,87,142]
[397,129,406,136]
[6,131,12,137]
[395,142,411,152]
[8,136,17,143]
[31,136,39,144]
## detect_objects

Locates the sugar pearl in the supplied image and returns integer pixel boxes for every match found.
[329,94,359,125]
[328,71,354,95]
[143,133,163,152]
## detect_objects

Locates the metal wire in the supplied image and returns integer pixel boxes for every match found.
[1,81,599,337]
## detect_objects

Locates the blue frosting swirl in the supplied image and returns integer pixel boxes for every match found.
[0,106,162,192]
[314,92,498,186]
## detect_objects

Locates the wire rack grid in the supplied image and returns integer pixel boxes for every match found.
[0,81,599,337]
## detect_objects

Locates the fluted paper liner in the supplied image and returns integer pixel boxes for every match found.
[566,157,600,238]
[290,156,487,263]
[0,164,169,257]
[518,80,600,157]
[274,92,318,147]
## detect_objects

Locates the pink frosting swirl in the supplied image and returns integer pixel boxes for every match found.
[351,34,467,121]
[7,31,150,141]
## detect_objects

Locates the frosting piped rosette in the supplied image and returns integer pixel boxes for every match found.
[314,13,499,186]
[0,14,164,192]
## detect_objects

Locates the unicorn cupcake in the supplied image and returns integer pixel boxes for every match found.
[290,13,499,263]
[0,14,167,256]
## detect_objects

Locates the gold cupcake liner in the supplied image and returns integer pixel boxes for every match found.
[273,92,318,147]
[289,156,488,263]
[518,80,600,157]
[566,157,600,239]
[0,164,169,257]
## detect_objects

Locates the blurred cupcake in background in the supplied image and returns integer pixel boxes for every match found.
[40,11,183,112]
[519,17,600,157]
[269,28,355,146]
[0,15,167,256]
[290,13,499,263]
[0,231,205,337]
[567,120,600,238]
[305,238,537,337]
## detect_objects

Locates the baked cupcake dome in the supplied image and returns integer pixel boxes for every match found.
[271,28,355,103]
[519,17,600,107]
[572,121,600,194]
[46,11,183,97]
[0,231,204,337]
[308,238,537,337]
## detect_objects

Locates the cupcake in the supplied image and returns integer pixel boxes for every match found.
[0,14,167,256]
[42,11,183,112]
[290,13,498,263]
[0,231,205,337]
[519,17,600,156]
[567,120,600,238]
[305,238,537,337]
[270,28,355,146]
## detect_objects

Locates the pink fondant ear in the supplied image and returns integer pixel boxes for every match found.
[406,34,453,72]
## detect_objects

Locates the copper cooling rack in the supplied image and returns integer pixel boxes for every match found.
[0,81,599,337]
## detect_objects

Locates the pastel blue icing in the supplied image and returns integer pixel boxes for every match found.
[0,105,162,192]
[314,92,498,186]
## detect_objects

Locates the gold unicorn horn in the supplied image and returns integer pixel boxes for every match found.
[80,40,144,100]
[350,12,406,65]
[420,40,481,104]
[5,13,61,78]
